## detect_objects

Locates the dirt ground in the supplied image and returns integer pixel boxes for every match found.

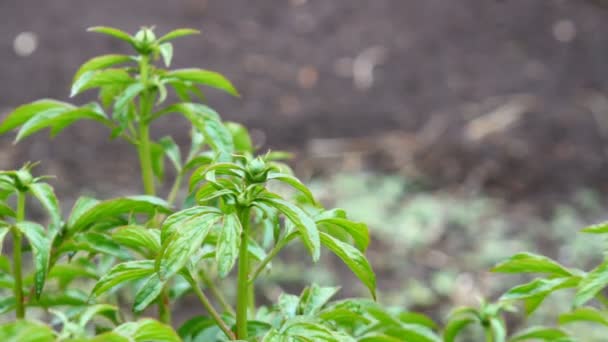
[1,0,608,203]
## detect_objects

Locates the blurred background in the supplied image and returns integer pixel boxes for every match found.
[2,0,608,327]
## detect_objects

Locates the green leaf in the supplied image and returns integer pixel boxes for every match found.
[491,253,573,277]
[509,326,568,341]
[16,222,50,298]
[78,304,120,327]
[216,212,242,277]
[67,196,100,228]
[159,43,173,67]
[317,217,369,252]
[0,204,15,219]
[575,258,608,307]
[114,82,145,112]
[91,260,155,297]
[48,263,98,288]
[69,195,171,233]
[0,99,75,134]
[76,232,130,259]
[267,172,317,204]
[73,54,132,83]
[158,103,234,155]
[71,69,132,97]
[112,319,181,342]
[157,28,200,44]
[112,225,161,257]
[0,225,9,254]
[165,68,239,96]
[226,122,253,153]
[258,196,320,262]
[320,232,376,299]
[443,317,476,342]
[559,307,608,326]
[158,206,222,279]
[501,277,578,303]
[158,136,182,172]
[88,26,134,44]
[0,320,56,342]
[28,182,61,231]
[279,293,300,319]
[299,284,341,316]
[133,274,165,313]
[582,221,608,234]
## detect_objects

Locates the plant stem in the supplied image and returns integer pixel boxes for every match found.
[484,324,493,342]
[13,191,26,319]
[235,206,251,339]
[137,54,171,325]
[166,172,183,206]
[248,233,296,284]
[187,275,236,340]
[199,270,235,316]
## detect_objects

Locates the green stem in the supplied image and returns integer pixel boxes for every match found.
[248,233,296,284]
[166,172,183,206]
[13,191,26,319]
[138,123,155,196]
[187,274,236,340]
[199,270,235,316]
[236,206,251,339]
[137,54,170,325]
[484,324,493,342]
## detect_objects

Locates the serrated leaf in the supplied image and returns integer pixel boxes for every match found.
[491,252,573,277]
[88,26,134,44]
[157,28,200,44]
[165,68,239,96]
[133,274,165,313]
[91,260,155,297]
[69,195,171,233]
[509,326,568,341]
[159,43,173,67]
[258,196,320,262]
[73,54,132,83]
[320,232,376,299]
[0,99,74,134]
[216,212,241,277]
[16,222,49,298]
[575,258,608,307]
[0,320,56,342]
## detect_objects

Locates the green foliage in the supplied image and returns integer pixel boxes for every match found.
[1,23,605,342]
[0,25,378,341]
